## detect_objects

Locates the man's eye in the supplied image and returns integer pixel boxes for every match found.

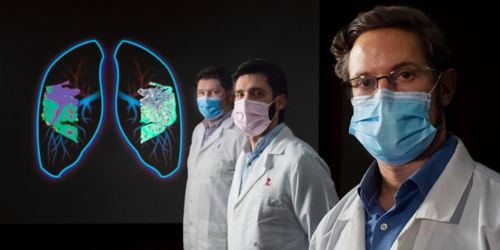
[254,91,264,96]
[395,70,416,81]
[353,78,373,88]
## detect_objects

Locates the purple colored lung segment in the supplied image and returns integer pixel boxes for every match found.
[35,40,105,178]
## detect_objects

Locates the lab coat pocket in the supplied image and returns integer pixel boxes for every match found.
[255,186,286,249]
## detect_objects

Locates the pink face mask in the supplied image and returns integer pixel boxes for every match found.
[232,99,276,136]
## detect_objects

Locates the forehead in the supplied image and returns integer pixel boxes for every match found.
[234,73,271,91]
[197,78,222,90]
[348,28,427,77]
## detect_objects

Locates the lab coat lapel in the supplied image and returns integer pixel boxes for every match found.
[198,118,231,154]
[235,153,270,206]
[199,127,223,153]
[230,152,245,206]
[394,139,475,248]
[336,194,366,250]
[234,125,291,207]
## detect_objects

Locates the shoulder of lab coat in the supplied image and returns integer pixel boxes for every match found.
[309,138,500,250]
[184,117,246,249]
[191,116,246,154]
[283,131,339,239]
[309,185,365,250]
[268,125,339,239]
[228,125,338,245]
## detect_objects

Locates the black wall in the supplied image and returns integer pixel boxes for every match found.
[0,0,319,225]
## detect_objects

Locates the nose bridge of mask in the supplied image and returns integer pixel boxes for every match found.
[240,97,277,106]
[198,96,221,103]
[351,88,431,122]
[349,86,438,165]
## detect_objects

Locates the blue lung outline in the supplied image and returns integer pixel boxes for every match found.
[35,39,106,179]
[113,39,185,179]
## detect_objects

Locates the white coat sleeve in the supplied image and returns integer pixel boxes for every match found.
[290,150,339,240]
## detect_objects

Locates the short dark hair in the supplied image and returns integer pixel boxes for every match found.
[195,66,232,91]
[233,58,288,123]
[331,5,452,81]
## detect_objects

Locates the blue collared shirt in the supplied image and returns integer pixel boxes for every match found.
[239,123,286,194]
[359,134,458,250]
[201,111,231,146]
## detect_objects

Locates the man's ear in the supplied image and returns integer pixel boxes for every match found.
[439,68,457,106]
[226,89,235,103]
[275,94,287,111]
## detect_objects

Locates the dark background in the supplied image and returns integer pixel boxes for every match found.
[1,0,499,248]
[0,0,319,247]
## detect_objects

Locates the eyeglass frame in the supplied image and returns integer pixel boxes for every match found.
[341,65,441,98]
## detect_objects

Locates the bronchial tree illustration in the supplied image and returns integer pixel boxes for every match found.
[36,40,104,178]
[114,40,184,178]
[118,57,178,165]
[36,39,184,179]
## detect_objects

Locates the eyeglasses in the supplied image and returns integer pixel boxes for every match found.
[342,65,440,97]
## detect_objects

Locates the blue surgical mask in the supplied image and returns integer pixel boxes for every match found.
[349,86,438,165]
[197,97,224,120]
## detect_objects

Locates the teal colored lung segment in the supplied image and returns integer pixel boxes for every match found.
[138,81,177,143]
[41,82,80,143]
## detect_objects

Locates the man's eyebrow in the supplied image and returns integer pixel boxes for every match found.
[248,87,265,92]
[390,61,420,71]
[235,87,266,92]
[350,61,421,79]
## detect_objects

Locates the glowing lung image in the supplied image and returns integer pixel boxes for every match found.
[114,40,184,178]
[138,82,177,143]
[35,40,105,178]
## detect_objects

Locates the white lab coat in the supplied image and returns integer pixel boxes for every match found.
[227,125,339,250]
[310,139,500,250]
[183,117,246,250]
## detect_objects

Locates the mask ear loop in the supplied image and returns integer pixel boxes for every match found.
[428,72,443,95]
[268,97,280,122]
[428,72,443,131]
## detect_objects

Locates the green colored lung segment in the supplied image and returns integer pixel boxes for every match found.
[138,82,177,143]
[41,82,80,143]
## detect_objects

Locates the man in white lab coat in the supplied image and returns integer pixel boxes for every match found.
[227,59,339,250]
[183,67,246,250]
[310,6,500,250]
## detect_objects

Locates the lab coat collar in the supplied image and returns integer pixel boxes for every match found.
[335,188,367,250]
[266,124,292,155]
[338,187,365,221]
[413,139,475,222]
[198,115,234,153]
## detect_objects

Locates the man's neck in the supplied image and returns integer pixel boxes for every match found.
[206,108,230,127]
[377,127,447,211]
[249,119,279,151]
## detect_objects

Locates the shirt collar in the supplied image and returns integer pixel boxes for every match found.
[202,111,231,129]
[358,134,458,208]
[358,161,380,209]
[406,134,458,196]
[244,122,286,164]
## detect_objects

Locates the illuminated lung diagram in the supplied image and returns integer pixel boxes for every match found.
[113,40,184,178]
[35,40,105,178]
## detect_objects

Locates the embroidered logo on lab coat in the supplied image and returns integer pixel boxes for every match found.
[265,177,272,186]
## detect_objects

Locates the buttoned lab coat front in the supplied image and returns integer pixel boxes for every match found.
[227,125,339,250]
[310,139,500,250]
[183,118,246,250]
